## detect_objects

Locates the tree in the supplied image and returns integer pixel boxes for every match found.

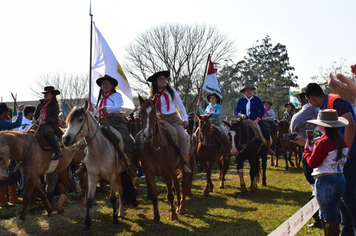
[31,73,89,118]
[124,23,236,113]
[227,35,298,118]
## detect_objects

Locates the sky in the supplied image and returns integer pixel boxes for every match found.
[0,0,355,103]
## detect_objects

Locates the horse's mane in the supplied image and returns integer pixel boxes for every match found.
[66,106,86,124]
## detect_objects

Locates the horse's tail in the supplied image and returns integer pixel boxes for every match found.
[120,171,138,207]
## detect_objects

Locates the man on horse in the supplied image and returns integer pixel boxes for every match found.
[147,71,191,173]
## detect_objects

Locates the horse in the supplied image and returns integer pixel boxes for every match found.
[0,129,77,220]
[62,102,135,235]
[137,94,193,225]
[277,119,299,170]
[263,120,280,167]
[196,113,230,196]
[224,119,267,193]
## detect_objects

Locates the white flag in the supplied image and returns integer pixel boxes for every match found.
[91,23,134,109]
[202,58,222,98]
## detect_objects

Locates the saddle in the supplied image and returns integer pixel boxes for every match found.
[242,120,266,144]
[211,124,224,143]
[159,120,179,148]
[27,125,65,151]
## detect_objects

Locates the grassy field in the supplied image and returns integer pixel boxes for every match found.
[0,158,324,236]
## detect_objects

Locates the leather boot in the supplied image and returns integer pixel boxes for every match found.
[0,184,14,207]
[181,154,192,173]
[325,222,340,236]
[74,162,87,175]
[266,140,276,156]
[8,184,22,204]
[48,137,63,160]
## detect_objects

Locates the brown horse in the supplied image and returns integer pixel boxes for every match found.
[196,113,230,196]
[277,119,299,170]
[263,120,280,167]
[0,130,77,220]
[137,94,193,225]
[62,102,134,235]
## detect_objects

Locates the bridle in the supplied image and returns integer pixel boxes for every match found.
[199,120,213,146]
[234,121,257,156]
[140,103,160,151]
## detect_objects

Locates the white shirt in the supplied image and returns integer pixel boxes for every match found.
[19,117,33,131]
[158,89,188,122]
[93,92,122,116]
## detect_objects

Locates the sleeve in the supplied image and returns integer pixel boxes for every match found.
[269,109,275,120]
[0,112,23,130]
[212,105,222,120]
[173,90,188,122]
[198,107,206,115]
[105,93,122,113]
[256,98,265,120]
[33,103,42,120]
[45,104,59,124]
[234,99,242,116]
[303,139,328,168]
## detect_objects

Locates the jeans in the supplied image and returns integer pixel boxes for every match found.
[315,173,345,223]
[340,151,356,235]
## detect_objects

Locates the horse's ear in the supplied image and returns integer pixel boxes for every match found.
[84,100,88,111]
[207,113,213,119]
[222,120,230,128]
[196,113,202,120]
[138,95,145,105]
[152,94,158,104]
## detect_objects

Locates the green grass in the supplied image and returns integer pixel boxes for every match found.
[0,158,324,236]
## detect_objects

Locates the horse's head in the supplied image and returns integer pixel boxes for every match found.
[139,94,158,143]
[197,113,213,146]
[0,144,11,181]
[225,119,243,156]
[63,101,90,147]
[277,119,290,138]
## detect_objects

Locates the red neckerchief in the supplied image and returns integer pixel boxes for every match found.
[99,91,113,121]
[157,90,169,114]
[0,117,5,121]
[265,108,270,117]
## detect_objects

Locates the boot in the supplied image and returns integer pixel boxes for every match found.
[127,164,137,177]
[74,162,87,175]
[48,137,63,160]
[181,154,192,173]
[266,140,276,156]
[125,151,138,177]
[8,184,22,204]
[325,222,340,236]
[0,184,14,207]
[47,192,57,208]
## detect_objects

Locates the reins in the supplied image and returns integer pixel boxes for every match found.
[235,121,257,156]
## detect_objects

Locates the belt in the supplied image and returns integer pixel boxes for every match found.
[314,172,343,178]
[159,113,177,117]
[99,113,122,119]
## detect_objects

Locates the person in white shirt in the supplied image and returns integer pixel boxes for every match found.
[262,100,277,134]
[147,71,191,173]
[19,106,35,131]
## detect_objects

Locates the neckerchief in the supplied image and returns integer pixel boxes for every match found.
[209,103,216,113]
[245,96,253,117]
[265,108,270,117]
[99,91,113,121]
[157,90,169,114]
[0,117,5,121]
[40,100,51,124]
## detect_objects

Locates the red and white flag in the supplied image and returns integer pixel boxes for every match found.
[202,58,222,98]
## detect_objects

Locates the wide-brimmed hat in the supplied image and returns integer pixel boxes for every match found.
[96,74,118,87]
[240,84,256,93]
[0,103,9,113]
[292,87,306,98]
[147,71,170,83]
[284,102,295,110]
[41,86,60,95]
[207,93,221,104]
[263,100,273,106]
[188,112,194,119]
[308,109,348,128]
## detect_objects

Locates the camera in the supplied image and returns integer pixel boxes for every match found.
[282,133,297,141]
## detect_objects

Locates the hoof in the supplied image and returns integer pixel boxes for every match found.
[203,188,209,197]
[171,212,178,221]
[82,229,91,236]
[290,162,295,167]
[57,209,64,214]
[270,162,275,167]
[262,181,267,187]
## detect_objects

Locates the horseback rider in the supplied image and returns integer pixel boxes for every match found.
[196,93,231,159]
[75,75,137,177]
[283,102,295,123]
[234,84,275,156]
[262,100,278,134]
[34,86,62,161]
[147,70,192,173]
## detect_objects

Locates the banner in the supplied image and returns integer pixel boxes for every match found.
[91,23,134,109]
[202,58,222,98]
[290,90,301,109]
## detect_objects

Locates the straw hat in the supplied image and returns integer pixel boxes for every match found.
[240,84,256,93]
[263,100,273,106]
[147,71,170,83]
[41,86,60,95]
[207,93,221,104]
[96,74,118,87]
[307,109,348,127]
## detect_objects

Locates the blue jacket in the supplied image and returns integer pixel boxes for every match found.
[234,95,265,120]
[199,103,222,121]
[0,112,23,131]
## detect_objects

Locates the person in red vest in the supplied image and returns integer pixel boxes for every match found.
[304,82,356,236]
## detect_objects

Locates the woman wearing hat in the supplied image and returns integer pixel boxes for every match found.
[283,102,295,123]
[234,85,275,155]
[79,74,137,177]
[147,70,191,173]
[302,109,349,235]
[262,100,277,134]
[34,86,62,161]
[197,93,230,157]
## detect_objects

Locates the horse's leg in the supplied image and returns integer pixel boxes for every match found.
[288,149,295,167]
[236,157,247,194]
[164,175,178,221]
[79,172,88,211]
[173,174,182,214]
[206,159,214,195]
[179,172,189,215]
[283,148,289,170]
[261,153,267,186]
[145,172,160,225]
[116,175,124,218]
[82,175,98,235]
[56,169,71,214]
[109,177,119,225]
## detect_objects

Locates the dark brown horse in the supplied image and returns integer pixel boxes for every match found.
[0,130,77,220]
[196,113,230,196]
[137,94,193,225]
[263,120,280,167]
[277,119,299,170]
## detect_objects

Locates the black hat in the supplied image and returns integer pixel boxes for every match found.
[42,86,60,95]
[96,74,118,87]
[207,93,221,104]
[240,84,256,93]
[147,71,170,83]
[188,112,194,118]
[0,103,9,113]
[263,100,273,106]
[284,102,296,110]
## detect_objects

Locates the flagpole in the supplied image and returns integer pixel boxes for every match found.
[88,1,93,101]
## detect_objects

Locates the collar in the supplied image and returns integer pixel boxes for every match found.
[243,95,254,100]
